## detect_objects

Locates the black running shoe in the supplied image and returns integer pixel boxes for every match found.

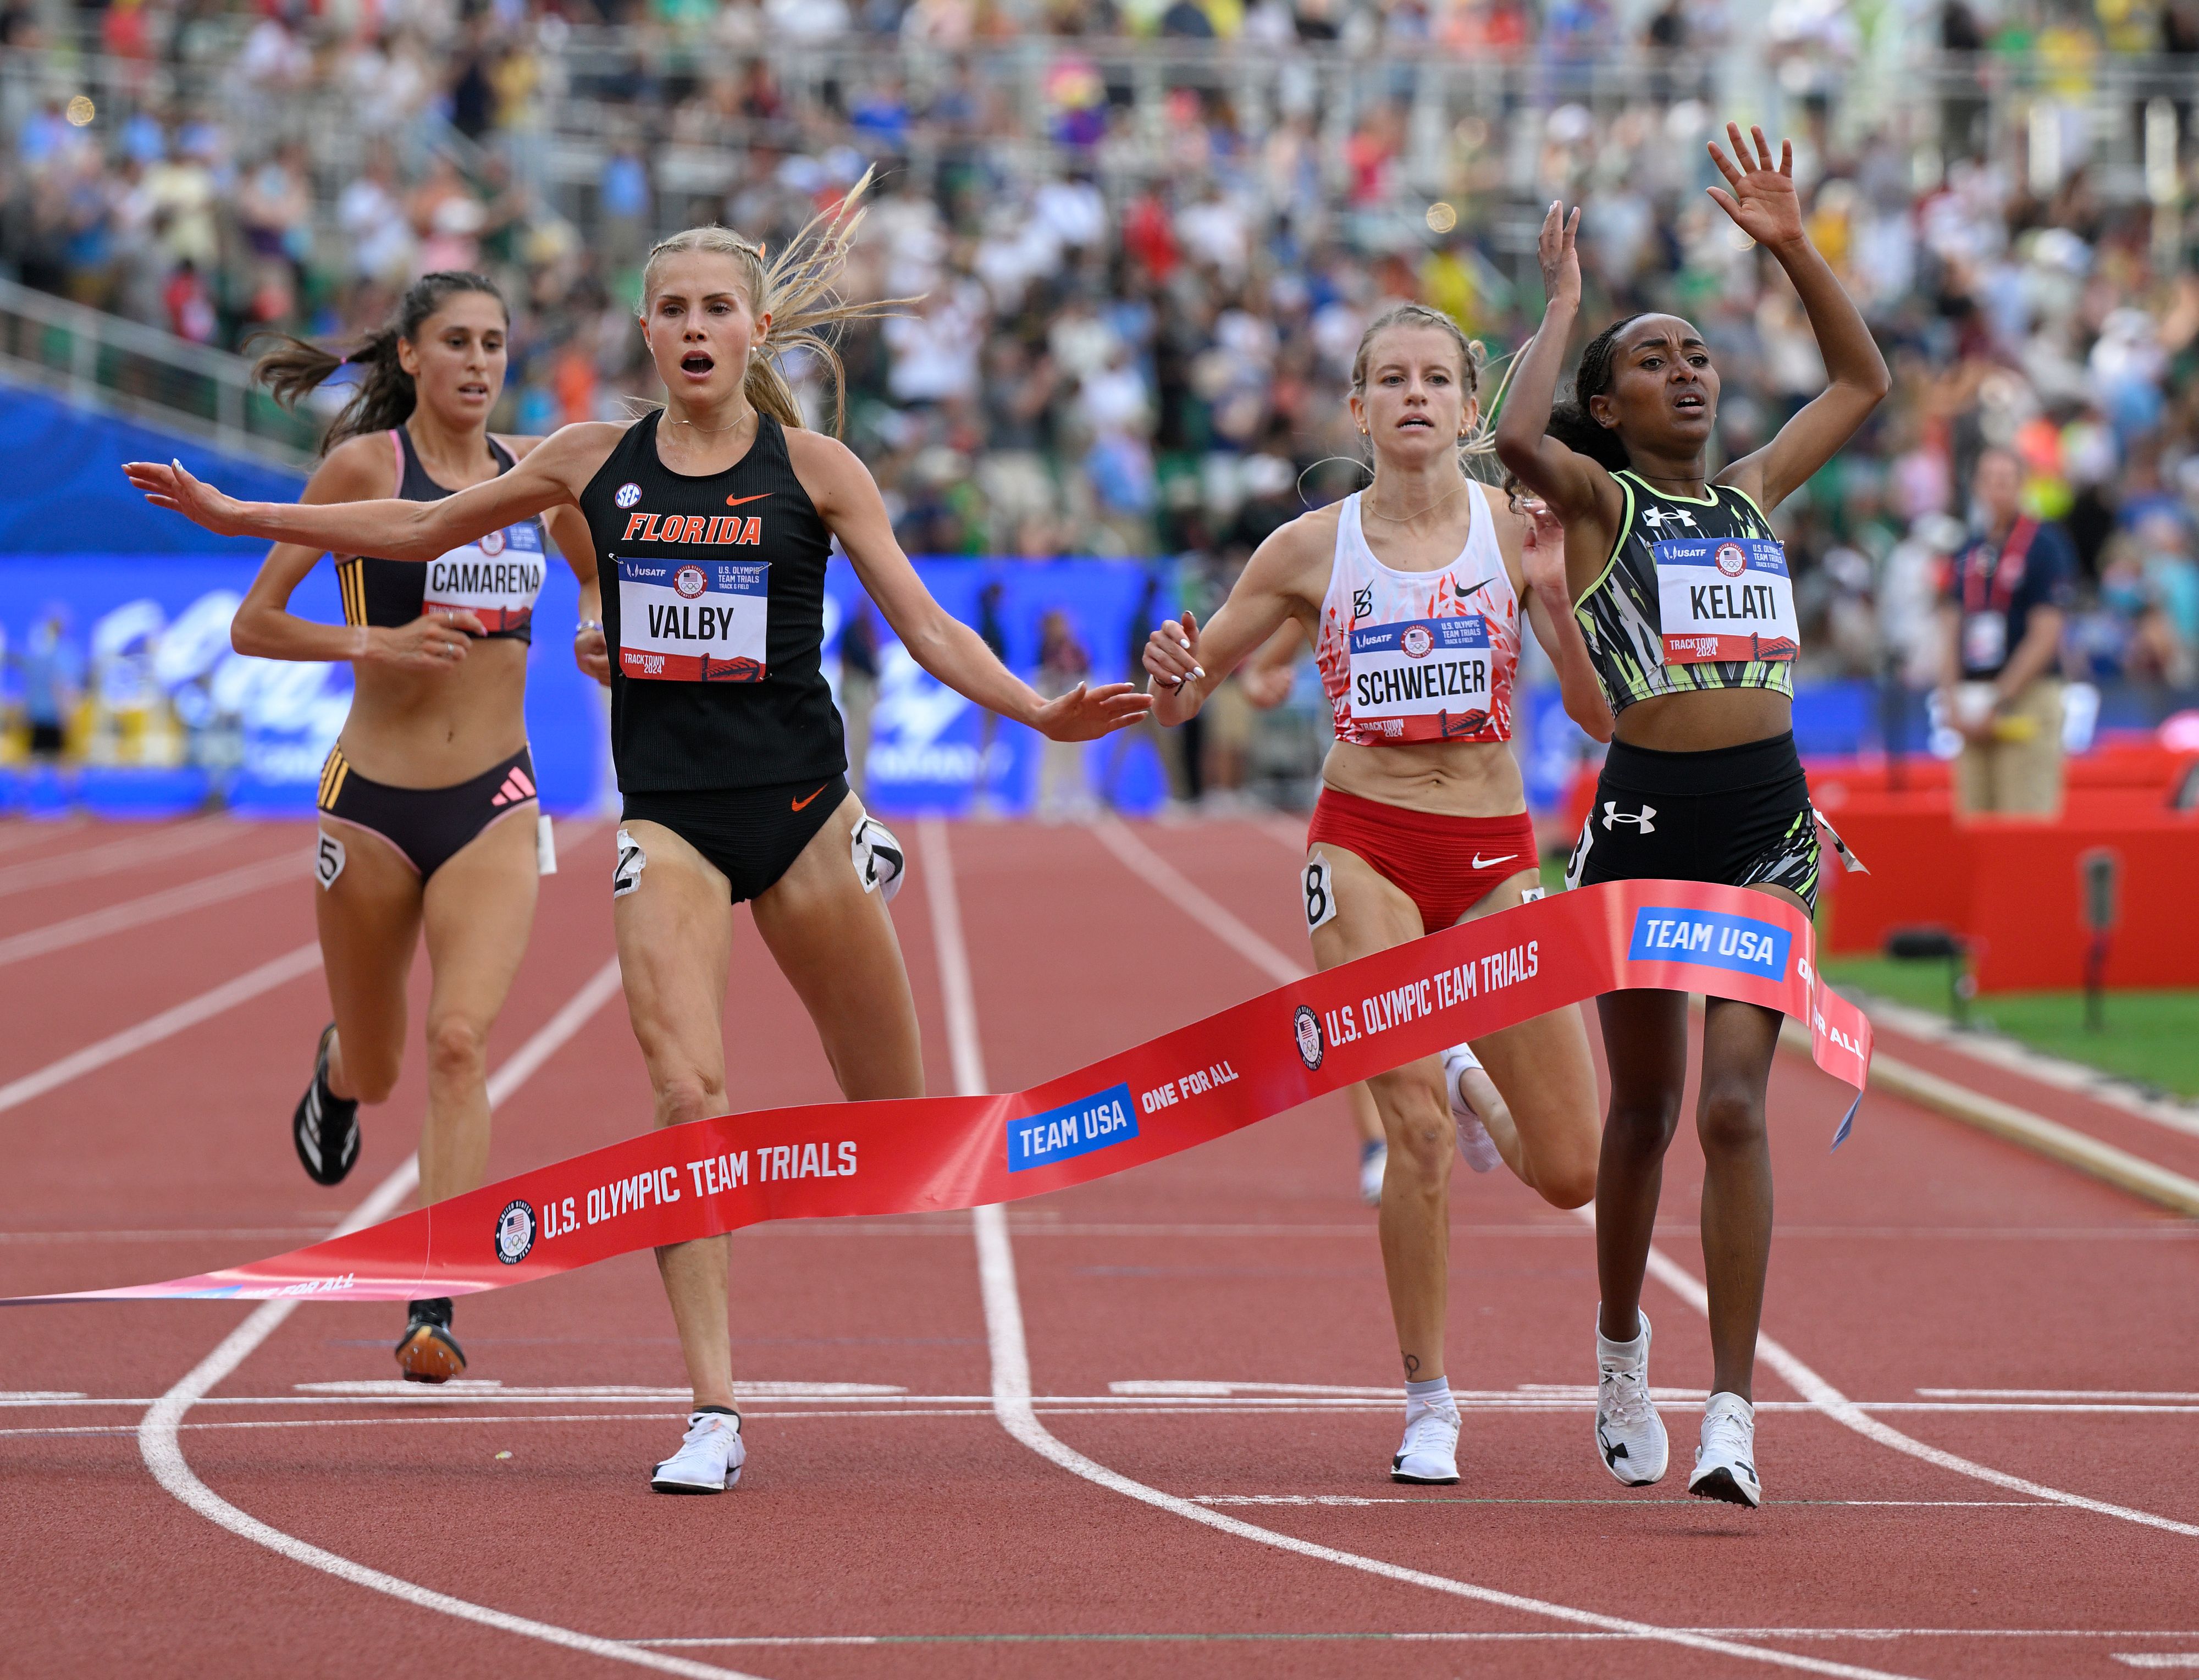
[395,1298,467,1384]
[292,1023,360,1186]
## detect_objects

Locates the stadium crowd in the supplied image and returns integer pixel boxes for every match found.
[3,0,2199,712]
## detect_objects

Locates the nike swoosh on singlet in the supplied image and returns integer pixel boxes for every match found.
[725,493,771,508]
[1471,853,1517,870]
[790,785,827,811]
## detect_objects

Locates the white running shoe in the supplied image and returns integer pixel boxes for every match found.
[1594,1310,1669,1486]
[1390,1403,1461,1484]
[650,1410,745,1494]
[1440,1045,1501,1173]
[1688,1391,1761,1508]
[1357,1139,1387,1206]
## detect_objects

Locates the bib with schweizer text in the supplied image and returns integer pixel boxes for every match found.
[1654,538,1798,665]
[617,555,769,682]
[1346,615,1494,740]
[422,523,546,634]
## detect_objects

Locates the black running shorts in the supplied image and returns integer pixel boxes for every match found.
[1565,731,1821,913]
[619,773,851,904]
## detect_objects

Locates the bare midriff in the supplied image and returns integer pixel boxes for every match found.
[1320,734,1528,819]
[336,639,530,789]
[1612,685,1792,754]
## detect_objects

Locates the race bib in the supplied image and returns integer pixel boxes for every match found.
[422,523,546,634]
[1654,538,1798,664]
[1346,615,1493,739]
[1962,611,2007,672]
[616,556,769,683]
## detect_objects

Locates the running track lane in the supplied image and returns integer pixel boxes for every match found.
[1,819,2194,1678]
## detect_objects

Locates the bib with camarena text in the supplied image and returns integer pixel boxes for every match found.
[616,555,769,682]
[1654,537,1799,665]
[421,522,546,635]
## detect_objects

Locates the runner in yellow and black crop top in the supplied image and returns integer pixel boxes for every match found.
[1495,125,1888,1513]
[131,178,1150,1495]
[231,272,604,1385]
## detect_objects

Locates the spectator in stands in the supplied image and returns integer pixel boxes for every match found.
[838,602,882,797]
[1941,445,2078,815]
[16,604,79,761]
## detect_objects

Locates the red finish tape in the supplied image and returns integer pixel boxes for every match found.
[5,880,1871,1306]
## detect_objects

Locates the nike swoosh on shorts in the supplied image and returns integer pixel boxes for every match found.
[791,785,827,811]
[725,493,771,507]
[1471,853,1517,869]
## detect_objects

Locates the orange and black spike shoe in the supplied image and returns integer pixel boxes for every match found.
[395,1298,467,1384]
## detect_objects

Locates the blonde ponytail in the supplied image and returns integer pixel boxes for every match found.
[641,169,914,436]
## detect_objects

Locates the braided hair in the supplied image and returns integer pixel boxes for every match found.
[1545,313,1640,473]
[251,273,509,456]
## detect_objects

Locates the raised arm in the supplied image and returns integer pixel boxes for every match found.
[124,423,621,563]
[230,435,487,668]
[794,430,1150,742]
[1708,125,1891,512]
[1140,520,1323,727]
[1493,203,1623,547]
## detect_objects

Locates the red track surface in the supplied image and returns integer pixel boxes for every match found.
[2,814,2195,1679]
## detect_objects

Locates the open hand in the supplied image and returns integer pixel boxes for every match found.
[121,458,254,537]
[1031,681,1152,742]
[1537,201,1582,313]
[1706,123,1804,251]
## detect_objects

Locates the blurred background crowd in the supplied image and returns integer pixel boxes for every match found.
[4,0,2199,804]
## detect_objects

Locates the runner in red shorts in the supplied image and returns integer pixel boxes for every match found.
[1143,303,1614,1485]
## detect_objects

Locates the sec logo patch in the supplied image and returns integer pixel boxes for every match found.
[614,482,642,510]
[675,566,706,599]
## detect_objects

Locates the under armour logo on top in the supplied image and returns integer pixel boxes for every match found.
[1640,506,1697,530]
[1602,802,1657,833]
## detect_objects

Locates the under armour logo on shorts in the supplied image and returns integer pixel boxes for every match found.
[1601,802,1657,833]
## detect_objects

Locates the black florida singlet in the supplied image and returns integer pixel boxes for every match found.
[336,428,548,642]
[578,409,847,794]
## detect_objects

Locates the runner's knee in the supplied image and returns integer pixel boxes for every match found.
[654,1075,721,1129]
[1603,1091,1681,1159]
[424,1014,489,1086]
[1696,1085,1767,1157]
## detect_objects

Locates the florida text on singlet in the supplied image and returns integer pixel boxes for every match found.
[577,410,845,793]
[336,428,546,639]
[1573,470,1799,711]
[1313,483,1520,745]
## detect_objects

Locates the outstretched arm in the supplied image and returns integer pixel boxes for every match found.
[1141,523,1319,727]
[1708,124,1890,512]
[230,436,487,668]
[125,423,619,563]
[798,432,1150,741]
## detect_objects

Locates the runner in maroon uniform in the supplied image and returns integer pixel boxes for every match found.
[130,182,1147,1493]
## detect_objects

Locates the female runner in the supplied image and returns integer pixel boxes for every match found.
[131,184,1147,1493]
[1495,126,1888,1507]
[234,271,603,1383]
[1142,302,1614,1485]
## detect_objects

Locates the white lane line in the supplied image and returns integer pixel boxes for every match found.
[921,821,1921,1680]
[1102,816,2199,1541]
[0,853,304,970]
[1922,1389,2199,1401]
[0,816,89,859]
[624,1627,2199,1649]
[1090,817,1304,986]
[2112,1658,2199,1670]
[0,1229,328,1244]
[0,814,231,898]
[0,942,322,1116]
[136,956,765,1680]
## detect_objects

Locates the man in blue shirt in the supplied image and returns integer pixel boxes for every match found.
[1938,447,2076,814]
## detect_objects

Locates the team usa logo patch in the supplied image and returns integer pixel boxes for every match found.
[1715,541,1748,578]
[494,1199,537,1265]
[614,482,642,510]
[1293,1004,1325,1070]
[480,528,506,557]
[674,566,707,599]
[1400,623,1434,659]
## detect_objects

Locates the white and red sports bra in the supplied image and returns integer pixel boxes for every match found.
[1314,483,1519,747]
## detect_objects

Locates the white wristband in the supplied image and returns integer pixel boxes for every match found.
[574,618,604,639]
